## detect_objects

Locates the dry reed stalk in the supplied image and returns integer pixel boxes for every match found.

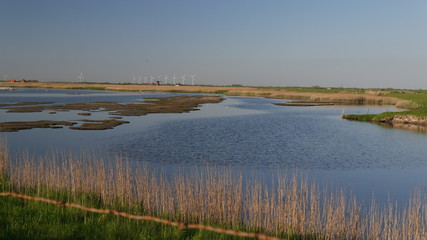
[368,198,383,240]
[323,188,336,239]
[233,173,243,227]
[275,174,287,234]
[0,137,8,175]
[347,195,361,239]
[408,191,423,240]
[297,176,308,234]
[308,183,321,236]
[383,200,399,240]
[336,190,347,237]
[2,142,427,239]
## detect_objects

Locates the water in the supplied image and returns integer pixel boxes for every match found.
[1,88,427,203]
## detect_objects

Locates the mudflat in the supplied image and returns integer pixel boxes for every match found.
[0,95,224,132]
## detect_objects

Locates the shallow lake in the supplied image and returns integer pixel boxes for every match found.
[1,88,426,203]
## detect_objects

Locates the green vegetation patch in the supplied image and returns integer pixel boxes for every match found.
[0,182,189,240]
[343,90,427,130]
[214,90,229,94]
[256,86,367,94]
[385,90,427,115]
[342,114,378,122]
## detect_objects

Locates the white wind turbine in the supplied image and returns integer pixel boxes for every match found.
[190,74,196,85]
[144,76,148,84]
[150,76,154,84]
[164,75,168,85]
[172,74,177,85]
[181,74,186,85]
[78,72,84,82]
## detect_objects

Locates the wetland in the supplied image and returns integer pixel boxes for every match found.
[1,87,427,239]
[1,88,426,203]
[0,95,223,131]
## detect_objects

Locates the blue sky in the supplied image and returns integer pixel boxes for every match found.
[1,1,427,89]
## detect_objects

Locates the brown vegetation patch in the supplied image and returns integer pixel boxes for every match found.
[274,101,336,107]
[0,102,54,108]
[1,96,223,131]
[69,119,130,130]
[0,120,76,132]
[5,95,224,116]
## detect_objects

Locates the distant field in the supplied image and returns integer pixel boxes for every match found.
[1,81,413,106]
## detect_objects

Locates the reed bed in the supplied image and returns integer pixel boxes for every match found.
[0,139,426,239]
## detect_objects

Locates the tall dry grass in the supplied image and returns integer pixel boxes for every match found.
[0,137,8,176]
[0,138,426,239]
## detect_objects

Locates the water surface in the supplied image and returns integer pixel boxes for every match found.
[1,88,426,203]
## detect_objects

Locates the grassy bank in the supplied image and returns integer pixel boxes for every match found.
[0,138,426,239]
[343,90,427,123]
[0,188,189,240]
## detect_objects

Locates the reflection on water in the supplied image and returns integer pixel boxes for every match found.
[379,122,427,133]
[1,88,427,203]
[116,102,425,170]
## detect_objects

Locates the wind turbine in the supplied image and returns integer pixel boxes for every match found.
[172,74,177,85]
[138,76,142,84]
[78,72,84,82]
[190,74,196,85]
[150,76,154,84]
[144,76,148,84]
[164,75,168,85]
[181,74,186,85]
[133,76,136,84]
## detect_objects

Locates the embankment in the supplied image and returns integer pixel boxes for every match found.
[344,114,427,132]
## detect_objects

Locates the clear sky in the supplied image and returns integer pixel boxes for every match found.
[1,0,427,89]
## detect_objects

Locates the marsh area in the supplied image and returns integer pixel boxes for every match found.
[1,88,426,204]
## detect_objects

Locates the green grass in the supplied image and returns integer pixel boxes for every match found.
[69,87,107,91]
[344,90,427,122]
[0,177,253,240]
[385,90,427,115]
[255,86,367,94]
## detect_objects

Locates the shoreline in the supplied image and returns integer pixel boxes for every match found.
[3,81,427,132]
[0,81,409,105]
